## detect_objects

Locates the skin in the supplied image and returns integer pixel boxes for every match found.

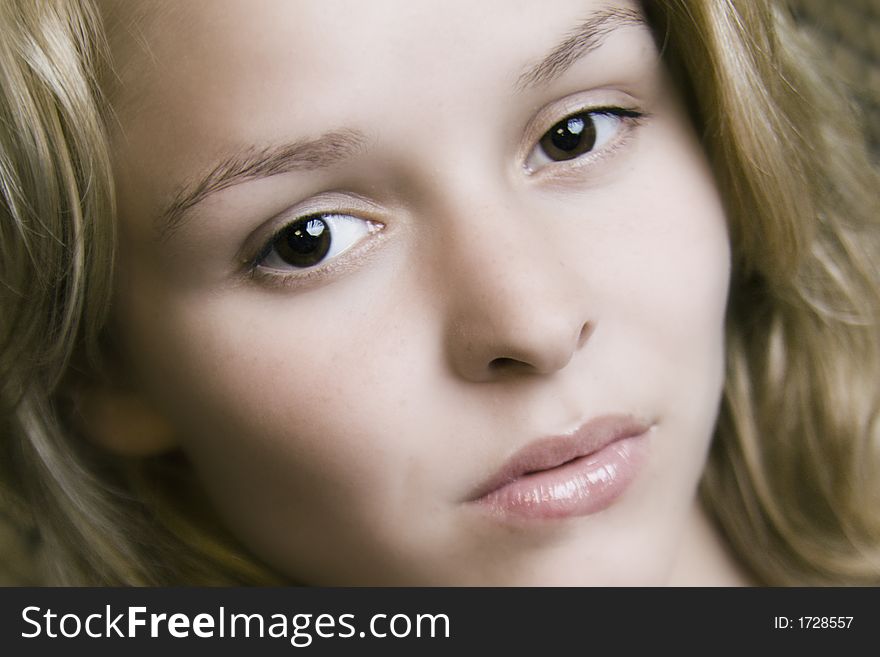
[102,0,746,584]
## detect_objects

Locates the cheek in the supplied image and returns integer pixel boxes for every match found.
[558,120,730,420]
[629,123,729,374]
[115,265,452,575]
[123,281,406,463]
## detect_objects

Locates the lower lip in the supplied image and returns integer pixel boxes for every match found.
[473,432,651,521]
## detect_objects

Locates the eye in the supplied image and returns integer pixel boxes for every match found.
[525,108,642,172]
[258,213,381,271]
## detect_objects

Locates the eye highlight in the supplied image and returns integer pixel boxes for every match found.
[255,213,382,272]
[525,107,643,173]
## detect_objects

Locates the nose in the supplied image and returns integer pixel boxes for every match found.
[436,197,594,383]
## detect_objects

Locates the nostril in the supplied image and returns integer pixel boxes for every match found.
[488,357,525,372]
[577,321,594,348]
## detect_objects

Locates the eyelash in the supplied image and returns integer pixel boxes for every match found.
[524,105,646,176]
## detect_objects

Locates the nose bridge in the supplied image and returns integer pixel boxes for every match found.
[427,179,592,380]
[443,198,562,316]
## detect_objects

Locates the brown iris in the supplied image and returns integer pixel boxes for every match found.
[539,114,597,161]
[273,216,331,268]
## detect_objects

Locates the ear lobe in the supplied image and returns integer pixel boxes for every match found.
[72,386,178,456]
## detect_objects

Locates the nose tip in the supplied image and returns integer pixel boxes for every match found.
[449,316,594,383]
[491,319,593,373]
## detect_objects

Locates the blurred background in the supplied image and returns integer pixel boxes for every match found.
[789,0,880,160]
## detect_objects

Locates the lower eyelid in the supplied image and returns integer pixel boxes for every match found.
[247,221,388,291]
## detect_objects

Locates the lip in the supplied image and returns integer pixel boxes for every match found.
[468,414,654,521]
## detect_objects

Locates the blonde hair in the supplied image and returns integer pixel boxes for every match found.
[1,0,878,585]
[0,0,276,585]
[648,0,880,584]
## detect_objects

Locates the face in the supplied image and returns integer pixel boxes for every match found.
[106,0,732,584]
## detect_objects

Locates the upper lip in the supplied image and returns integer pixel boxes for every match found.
[468,414,654,501]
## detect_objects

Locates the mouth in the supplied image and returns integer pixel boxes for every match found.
[468,414,654,521]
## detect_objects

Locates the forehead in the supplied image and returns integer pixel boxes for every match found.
[106,0,643,123]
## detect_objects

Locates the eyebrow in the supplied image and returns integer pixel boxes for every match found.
[515,6,647,91]
[158,128,366,239]
[158,7,645,238]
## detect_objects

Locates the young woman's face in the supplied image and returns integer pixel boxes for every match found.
[107,0,732,584]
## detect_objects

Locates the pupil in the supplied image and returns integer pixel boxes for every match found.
[275,216,331,267]
[541,113,597,161]
[551,117,585,151]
